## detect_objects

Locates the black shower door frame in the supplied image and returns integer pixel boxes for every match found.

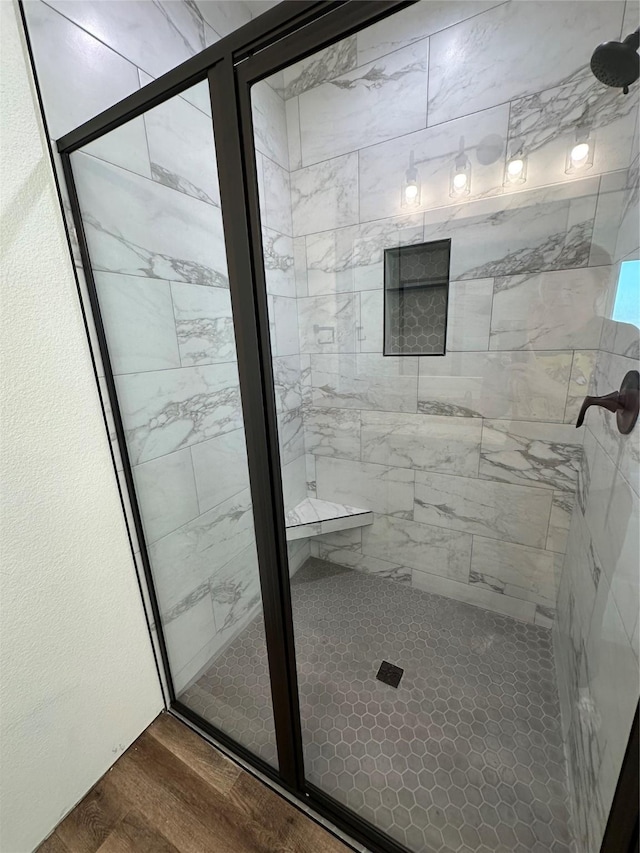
[51,1,638,851]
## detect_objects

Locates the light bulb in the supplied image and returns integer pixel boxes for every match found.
[507,158,524,177]
[453,172,468,190]
[405,182,419,202]
[570,142,590,166]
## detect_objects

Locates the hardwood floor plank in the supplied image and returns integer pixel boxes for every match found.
[124,731,282,852]
[36,832,71,853]
[36,715,353,853]
[95,810,181,853]
[147,713,240,795]
[55,776,130,853]
[228,771,351,853]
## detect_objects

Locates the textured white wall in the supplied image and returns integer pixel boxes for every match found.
[0,4,164,851]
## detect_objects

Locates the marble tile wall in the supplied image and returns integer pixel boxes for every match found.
[553,144,639,852]
[271,0,638,634]
[23,0,287,693]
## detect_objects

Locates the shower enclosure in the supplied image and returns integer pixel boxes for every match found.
[51,1,638,851]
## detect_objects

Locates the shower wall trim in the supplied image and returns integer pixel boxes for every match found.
[54,2,638,852]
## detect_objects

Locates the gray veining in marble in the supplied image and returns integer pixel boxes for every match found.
[283,36,357,99]
[190,428,250,515]
[312,353,419,413]
[316,456,414,518]
[414,471,553,548]
[479,419,583,492]
[96,271,180,374]
[489,267,610,351]
[360,411,482,477]
[73,152,229,287]
[291,153,359,237]
[115,362,243,465]
[298,41,428,167]
[417,350,573,422]
[170,282,236,366]
[470,537,559,609]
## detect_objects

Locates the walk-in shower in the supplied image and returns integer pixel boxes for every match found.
[26,1,639,851]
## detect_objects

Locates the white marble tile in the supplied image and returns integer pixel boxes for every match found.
[587,350,640,495]
[262,229,295,298]
[358,291,383,353]
[252,79,288,170]
[305,214,424,296]
[297,294,358,354]
[278,407,304,466]
[262,156,292,236]
[115,362,243,465]
[283,36,357,98]
[564,350,598,424]
[547,491,575,555]
[583,434,640,642]
[315,534,410,585]
[23,1,149,176]
[293,237,308,297]
[95,271,180,374]
[489,268,610,351]
[298,41,428,166]
[585,571,639,812]
[315,457,414,518]
[291,153,358,238]
[359,105,509,223]
[288,538,310,577]
[305,453,316,496]
[209,543,262,640]
[281,453,307,516]
[273,355,302,414]
[285,97,302,171]
[304,407,361,461]
[470,536,558,608]
[190,428,250,515]
[446,278,493,352]
[417,350,573,421]
[143,79,220,206]
[150,488,255,612]
[48,0,207,80]
[427,1,625,125]
[271,296,299,356]
[590,189,629,267]
[479,419,583,492]
[615,160,639,263]
[195,1,253,38]
[420,182,598,281]
[132,448,199,544]
[415,471,552,548]
[356,0,501,65]
[411,568,537,623]
[362,515,471,582]
[508,73,637,195]
[311,353,419,413]
[170,282,236,366]
[163,592,215,684]
[73,152,229,287]
[361,411,481,477]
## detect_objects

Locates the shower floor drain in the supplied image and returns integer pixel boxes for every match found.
[376,660,404,688]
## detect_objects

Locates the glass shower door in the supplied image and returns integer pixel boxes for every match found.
[247,2,639,852]
[70,80,278,768]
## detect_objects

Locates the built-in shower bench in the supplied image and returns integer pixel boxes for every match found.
[285,497,373,541]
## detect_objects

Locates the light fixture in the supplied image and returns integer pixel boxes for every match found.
[450,150,471,198]
[566,110,595,174]
[402,152,421,207]
[504,146,527,186]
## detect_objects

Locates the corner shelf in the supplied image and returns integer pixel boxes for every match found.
[285,497,373,542]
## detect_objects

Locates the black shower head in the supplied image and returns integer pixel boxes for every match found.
[590,28,640,94]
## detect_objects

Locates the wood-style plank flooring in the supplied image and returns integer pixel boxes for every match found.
[37,713,352,853]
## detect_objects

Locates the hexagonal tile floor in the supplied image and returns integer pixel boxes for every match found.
[181,558,574,853]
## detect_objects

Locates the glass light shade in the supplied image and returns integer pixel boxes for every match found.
[504,154,527,186]
[566,136,594,174]
[402,172,421,207]
[450,159,471,197]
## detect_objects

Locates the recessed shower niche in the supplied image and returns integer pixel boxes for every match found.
[383,239,451,355]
